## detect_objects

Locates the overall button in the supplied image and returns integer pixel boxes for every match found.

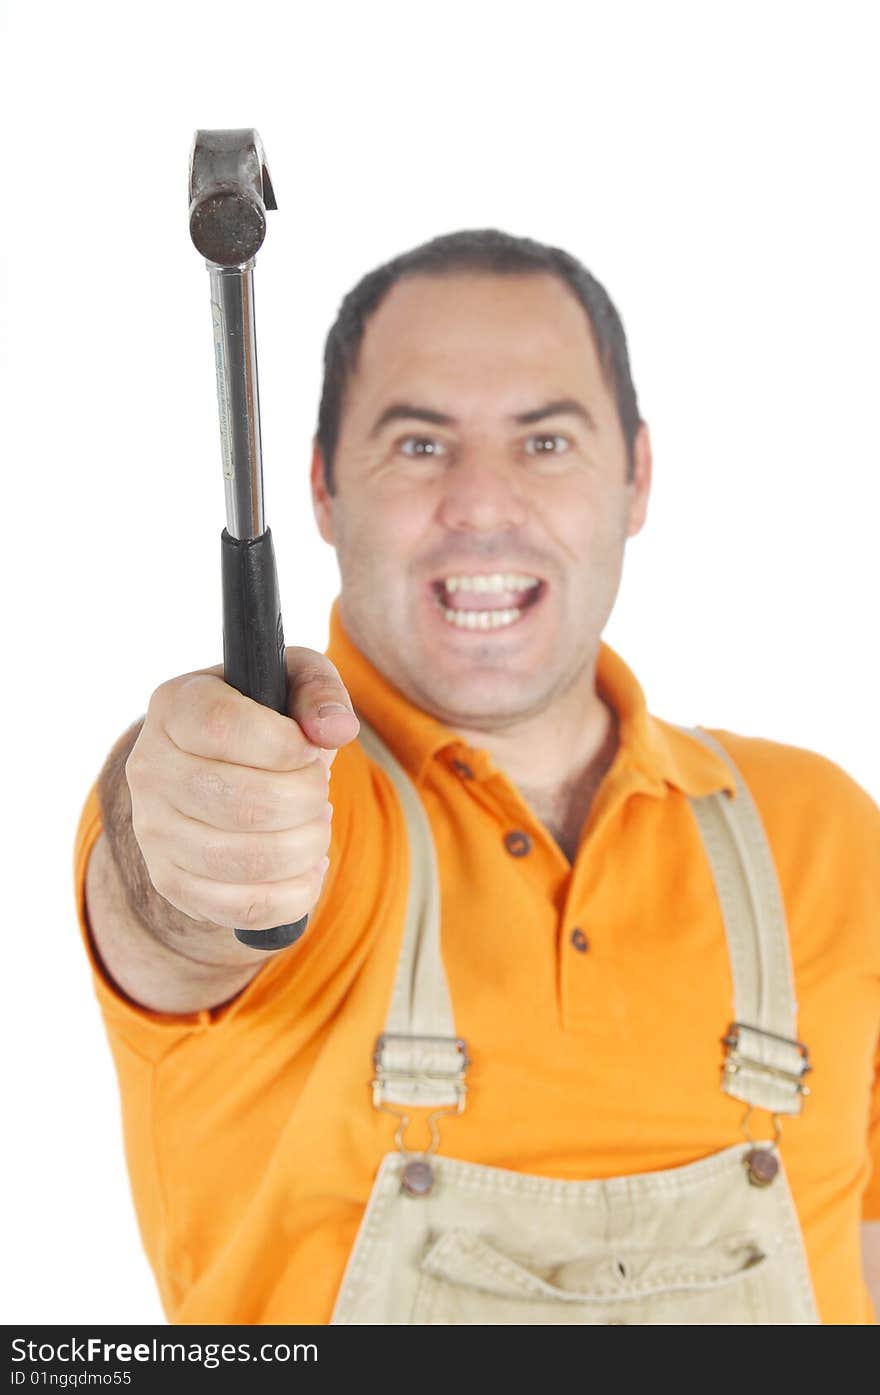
[570,927,589,953]
[401,1159,435,1197]
[504,829,532,857]
[745,1147,779,1187]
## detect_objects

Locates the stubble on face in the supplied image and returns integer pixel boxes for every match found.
[318,271,640,741]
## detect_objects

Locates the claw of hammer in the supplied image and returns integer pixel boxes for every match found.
[188,128,277,266]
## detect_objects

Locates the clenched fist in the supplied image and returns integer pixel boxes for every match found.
[124,647,360,936]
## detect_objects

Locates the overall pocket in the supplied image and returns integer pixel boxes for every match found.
[411,1228,771,1324]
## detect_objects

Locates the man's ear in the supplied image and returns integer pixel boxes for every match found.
[625,421,652,539]
[310,439,336,545]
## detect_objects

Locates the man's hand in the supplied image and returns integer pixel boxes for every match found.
[86,647,360,1014]
[124,647,359,935]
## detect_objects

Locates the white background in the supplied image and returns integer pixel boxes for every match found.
[3,0,878,1324]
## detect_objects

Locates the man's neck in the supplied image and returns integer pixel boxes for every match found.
[516,703,620,862]
[448,683,621,862]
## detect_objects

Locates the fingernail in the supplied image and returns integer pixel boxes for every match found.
[318,703,353,718]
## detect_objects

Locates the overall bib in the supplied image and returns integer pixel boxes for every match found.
[331,720,819,1325]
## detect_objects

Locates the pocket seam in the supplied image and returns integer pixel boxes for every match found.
[421,1229,769,1304]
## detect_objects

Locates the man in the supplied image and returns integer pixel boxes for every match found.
[76,229,880,1324]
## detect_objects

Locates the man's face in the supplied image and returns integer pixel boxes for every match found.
[311,271,651,731]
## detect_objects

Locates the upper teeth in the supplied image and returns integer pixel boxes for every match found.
[442,573,540,593]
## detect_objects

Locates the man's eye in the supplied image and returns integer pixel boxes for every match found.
[525,434,570,456]
[399,436,448,458]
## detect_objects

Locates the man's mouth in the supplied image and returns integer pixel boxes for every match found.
[428,571,547,631]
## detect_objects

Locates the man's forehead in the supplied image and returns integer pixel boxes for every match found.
[350,270,605,412]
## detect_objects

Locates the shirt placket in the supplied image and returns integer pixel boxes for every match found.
[443,753,572,900]
[558,761,669,1030]
[436,742,671,1029]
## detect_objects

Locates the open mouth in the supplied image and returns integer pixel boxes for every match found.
[429,574,547,631]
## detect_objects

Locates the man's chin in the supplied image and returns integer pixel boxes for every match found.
[410,669,552,731]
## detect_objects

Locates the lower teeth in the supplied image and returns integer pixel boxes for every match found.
[441,607,523,629]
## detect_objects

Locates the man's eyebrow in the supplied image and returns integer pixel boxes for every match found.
[369,403,456,437]
[369,397,597,437]
[513,398,597,431]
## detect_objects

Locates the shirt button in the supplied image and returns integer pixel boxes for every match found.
[570,927,589,953]
[504,829,532,858]
[451,757,475,779]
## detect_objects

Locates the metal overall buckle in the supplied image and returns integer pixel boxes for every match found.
[371,1033,469,1198]
[722,1022,812,1095]
[722,1023,812,1188]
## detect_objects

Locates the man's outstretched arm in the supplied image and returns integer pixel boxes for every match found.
[86,649,359,1014]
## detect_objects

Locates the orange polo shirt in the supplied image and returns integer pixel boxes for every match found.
[74,597,880,1325]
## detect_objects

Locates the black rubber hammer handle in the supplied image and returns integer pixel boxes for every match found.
[220,528,308,949]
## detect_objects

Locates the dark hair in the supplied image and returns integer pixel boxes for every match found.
[316,228,642,493]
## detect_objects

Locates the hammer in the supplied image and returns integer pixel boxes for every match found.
[189,128,307,952]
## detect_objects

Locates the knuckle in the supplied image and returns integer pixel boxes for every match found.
[124,745,146,789]
[184,763,234,813]
[302,760,332,807]
[201,693,240,750]
[149,863,179,905]
[285,827,323,878]
[284,724,316,766]
[151,676,194,727]
[203,837,269,884]
[128,777,159,828]
[147,679,173,715]
[238,895,272,931]
[296,671,336,703]
[237,870,322,932]
[287,655,351,706]
[130,805,157,852]
[286,646,336,678]
[308,799,333,836]
[310,822,332,863]
[294,786,324,825]
[284,883,319,924]
[233,789,274,831]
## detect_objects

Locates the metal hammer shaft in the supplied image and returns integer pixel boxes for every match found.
[209,262,266,540]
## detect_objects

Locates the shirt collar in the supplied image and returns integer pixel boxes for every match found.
[324,596,734,800]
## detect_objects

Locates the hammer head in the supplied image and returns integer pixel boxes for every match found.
[189,128,277,265]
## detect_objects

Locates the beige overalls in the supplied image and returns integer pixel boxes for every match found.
[331,720,819,1324]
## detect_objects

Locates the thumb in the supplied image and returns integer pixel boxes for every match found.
[284,646,360,767]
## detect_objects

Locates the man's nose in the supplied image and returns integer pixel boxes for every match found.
[436,453,530,534]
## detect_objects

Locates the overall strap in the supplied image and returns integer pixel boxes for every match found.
[356,716,467,1111]
[357,713,811,1119]
[681,727,811,1116]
